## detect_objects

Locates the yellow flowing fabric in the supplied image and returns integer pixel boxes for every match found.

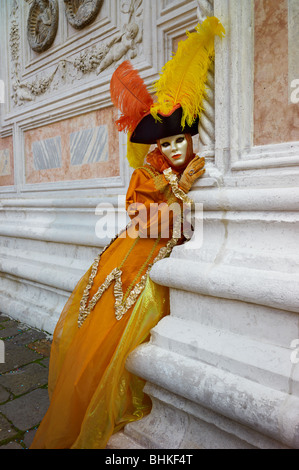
[30,151,186,449]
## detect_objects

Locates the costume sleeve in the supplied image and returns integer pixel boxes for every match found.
[125,167,182,238]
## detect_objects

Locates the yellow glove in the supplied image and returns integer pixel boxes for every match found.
[179,156,205,193]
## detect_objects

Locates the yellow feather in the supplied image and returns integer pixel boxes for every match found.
[126,133,150,168]
[150,17,225,127]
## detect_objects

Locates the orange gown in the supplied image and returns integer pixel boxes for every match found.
[30,149,192,449]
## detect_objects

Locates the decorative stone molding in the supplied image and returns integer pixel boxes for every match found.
[10,9,20,67]
[21,62,64,96]
[196,0,215,159]
[71,19,142,76]
[9,1,33,105]
[192,0,223,187]
[72,0,143,75]
[64,0,103,30]
[9,0,143,105]
[196,0,213,20]
[95,21,142,75]
[10,0,59,104]
[9,1,22,104]
[27,0,59,53]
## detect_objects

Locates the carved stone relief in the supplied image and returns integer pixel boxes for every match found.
[27,0,59,53]
[64,0,103,30]
[73,0,143,75]
[10,0,31,105]
[10,0,144,105]
[73,21,142,75]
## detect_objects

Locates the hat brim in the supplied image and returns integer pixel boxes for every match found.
[130,107,199,144]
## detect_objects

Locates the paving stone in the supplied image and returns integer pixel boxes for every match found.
[0,363,49,396]
[23,429,37,448]
[0,315,10,323]
[27,338,52,357]
[0,413,19,442]
[0,321,28,340]
[0,315,51,449]
[40,357,50,368]
[0,385,10,404]
[0,388,49,431]
[0,340,43,374]
[0,441,23,449]
[8,329,47,346]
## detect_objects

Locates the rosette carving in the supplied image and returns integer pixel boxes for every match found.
[64,0,103,30]
[27,0,59,53]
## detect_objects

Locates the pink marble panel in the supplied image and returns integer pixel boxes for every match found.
[254,0,299,146]
[0,136,14,187]
[25,107,120,185]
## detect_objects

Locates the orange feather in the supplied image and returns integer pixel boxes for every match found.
[110,61,153,133]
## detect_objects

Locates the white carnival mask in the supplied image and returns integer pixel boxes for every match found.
[159,134,188,168]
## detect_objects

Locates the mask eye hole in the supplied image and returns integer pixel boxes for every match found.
[161,142,170,148]
[176,137,185,144]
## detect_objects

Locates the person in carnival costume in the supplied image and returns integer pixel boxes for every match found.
[31,17,225,449]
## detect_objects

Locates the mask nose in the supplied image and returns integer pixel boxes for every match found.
[171,141,178,152]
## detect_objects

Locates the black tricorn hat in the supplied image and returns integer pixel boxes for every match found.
[130,106,199,145]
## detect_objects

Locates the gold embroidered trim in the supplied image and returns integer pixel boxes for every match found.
[123,236,161,302]
[153,173,168,193]
[163,167,193,205]
[119,236,140,269]
[77,232,119,328]
[78,231,179,327]
[142,164,160,178]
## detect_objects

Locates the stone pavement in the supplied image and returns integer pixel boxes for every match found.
[0,312,52,449]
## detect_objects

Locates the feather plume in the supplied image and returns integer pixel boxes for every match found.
[110,61,153,133]
[126,133,150,169]
[150,17,225,127]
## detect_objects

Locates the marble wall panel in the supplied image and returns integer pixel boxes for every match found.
[25,107,119,185]
[70,126,108,166]
[0,149,11,176]
[0,136,14,187]
[254,0,299,146]
[33,136,62,170]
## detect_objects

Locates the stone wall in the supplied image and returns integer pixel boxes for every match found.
[0,0,200,333]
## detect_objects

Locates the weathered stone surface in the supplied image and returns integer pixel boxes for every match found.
[0,340,42,374]
[23,429,37,448]
[27,338,52,357]
[0,315,10,323]
[0,363,48,396]
[0,320,29,340]
[0,316,51,449]
[9,329,47,346]
[0,384,10,404]
[0,441,23,449]
[0,388,49,431]
[107,431,145,450]
[0,413,18,443]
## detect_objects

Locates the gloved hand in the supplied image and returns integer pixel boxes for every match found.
[179,156,205,193]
